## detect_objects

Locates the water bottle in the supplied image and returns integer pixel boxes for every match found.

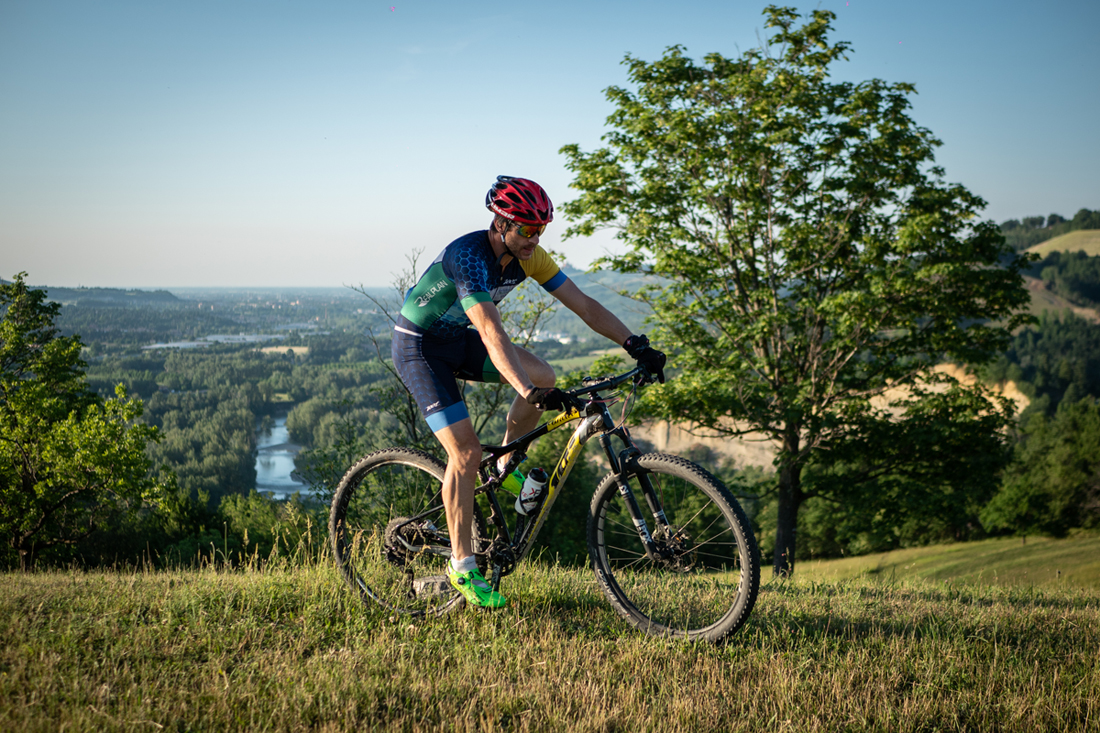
[515,467,549,516]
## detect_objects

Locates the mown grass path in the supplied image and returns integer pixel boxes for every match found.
[2,557,1098,732]
[798,532,1100,590]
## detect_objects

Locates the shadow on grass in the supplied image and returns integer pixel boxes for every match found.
[744,579,1099,656]
[763,576,1098,611]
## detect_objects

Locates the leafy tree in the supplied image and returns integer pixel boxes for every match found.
[981,397,1100,537]
[780,378,1013,558]
[1000,208,1100,252]
[1073,208,1100,230]
[559,6,1032,574]
[983,312,1100,417]
[0,273,166,570]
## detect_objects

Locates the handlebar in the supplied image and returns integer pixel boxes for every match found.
[564,364,656,401]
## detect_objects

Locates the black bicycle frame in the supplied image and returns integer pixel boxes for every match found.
[476,373,672,587]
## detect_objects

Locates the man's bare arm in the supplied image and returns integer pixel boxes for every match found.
[550,278,632,346]
[465,301,536,398]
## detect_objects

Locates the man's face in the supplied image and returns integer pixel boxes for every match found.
[502,223,540,260]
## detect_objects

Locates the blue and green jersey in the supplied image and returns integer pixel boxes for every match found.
[396,230,567,340]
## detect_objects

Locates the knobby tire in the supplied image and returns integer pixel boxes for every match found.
[329,448,487,617]
[588,453,760,643]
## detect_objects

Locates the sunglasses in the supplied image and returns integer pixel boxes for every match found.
[512,223,546,239]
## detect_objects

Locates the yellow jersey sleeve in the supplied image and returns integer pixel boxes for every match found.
[520,245,567,292]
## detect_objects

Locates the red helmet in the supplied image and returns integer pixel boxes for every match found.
[485,176,554,225]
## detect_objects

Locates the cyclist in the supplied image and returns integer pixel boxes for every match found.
[391,175,666,608]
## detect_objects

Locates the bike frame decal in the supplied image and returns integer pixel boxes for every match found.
[516,413,600,559]
[544,407,582,432]
[548,420,589,493]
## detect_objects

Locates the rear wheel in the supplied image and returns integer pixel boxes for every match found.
[588,453,760,643]
[329,448,488,616]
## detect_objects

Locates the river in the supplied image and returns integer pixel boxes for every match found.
[255,415,311,499]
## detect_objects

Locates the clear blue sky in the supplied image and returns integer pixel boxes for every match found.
[2,0,1097,288]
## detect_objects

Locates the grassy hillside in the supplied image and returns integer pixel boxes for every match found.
[2,544,1098,731]
[1026,229,1100,257]
[797,531,1100,589]
[1021,274,1100,323]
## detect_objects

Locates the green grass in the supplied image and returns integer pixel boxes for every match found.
[548,355,601,372]
[548,349,619,373]
[1026,229,1100,257]
[2,546,1098,731]
[1022,274,1100,324]
[797,531,1100,589]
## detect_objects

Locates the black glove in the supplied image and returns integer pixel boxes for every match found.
[623,334,666,383]
[526,387,572,412]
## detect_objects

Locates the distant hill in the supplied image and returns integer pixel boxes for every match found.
[1022,275,1100,323]
[35,286,181,307]
[1026,230,1100,258]
[539,267,656,340]
[797,532,1100,590]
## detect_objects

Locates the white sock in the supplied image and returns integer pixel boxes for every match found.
[450,555,478,574]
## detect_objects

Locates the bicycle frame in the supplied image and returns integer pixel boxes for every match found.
[476,368,666,587]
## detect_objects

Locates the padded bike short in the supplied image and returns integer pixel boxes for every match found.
[391,323,501,432]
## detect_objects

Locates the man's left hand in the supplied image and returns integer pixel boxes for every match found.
[623,334,666,383]
[526,387,574,412]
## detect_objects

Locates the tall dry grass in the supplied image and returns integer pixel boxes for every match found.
[1,551,1097,731]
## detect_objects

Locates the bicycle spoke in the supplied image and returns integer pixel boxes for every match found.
[589,454,759,642]
[330,449,484,618]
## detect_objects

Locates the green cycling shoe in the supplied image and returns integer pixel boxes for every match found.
[448,564,507,608]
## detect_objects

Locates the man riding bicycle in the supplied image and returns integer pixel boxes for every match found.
[391,175,666,608]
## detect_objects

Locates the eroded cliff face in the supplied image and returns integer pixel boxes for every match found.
[629,363,1029,473]
[629,419,776,470]
[871,363,1030,416]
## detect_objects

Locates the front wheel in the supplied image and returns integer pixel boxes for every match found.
[329,448,487,617]
[588,453,760,643]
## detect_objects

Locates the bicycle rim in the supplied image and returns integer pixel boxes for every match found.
[329,448,482,617]
[588,453,760,643]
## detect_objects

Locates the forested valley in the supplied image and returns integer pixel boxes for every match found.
[1,273,639,568]
[3,216,1100,570]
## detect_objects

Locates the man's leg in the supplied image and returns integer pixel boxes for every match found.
[392,329,504,606]
[433,417,482,562]
[502,347,557,446]
[434,418,507,608]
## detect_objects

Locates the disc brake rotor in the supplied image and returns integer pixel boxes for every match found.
[654,525,697,573]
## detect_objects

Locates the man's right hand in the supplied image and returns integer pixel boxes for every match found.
[526,387,573,412]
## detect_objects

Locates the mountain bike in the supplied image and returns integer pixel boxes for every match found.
[328,366,760,643]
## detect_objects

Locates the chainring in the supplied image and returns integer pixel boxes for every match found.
[383,516,448,568]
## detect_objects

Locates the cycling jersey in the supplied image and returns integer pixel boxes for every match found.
[395,230,566,340]
[392,230,568,432]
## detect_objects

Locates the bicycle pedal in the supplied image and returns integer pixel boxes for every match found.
[411,575,452,599]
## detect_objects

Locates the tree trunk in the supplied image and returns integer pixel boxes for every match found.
[18,544,33,573]
[773,433,804,577]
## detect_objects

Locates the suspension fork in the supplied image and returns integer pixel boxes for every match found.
[599,428,671,561]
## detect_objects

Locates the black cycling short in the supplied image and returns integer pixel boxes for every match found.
[391,324,501,432]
